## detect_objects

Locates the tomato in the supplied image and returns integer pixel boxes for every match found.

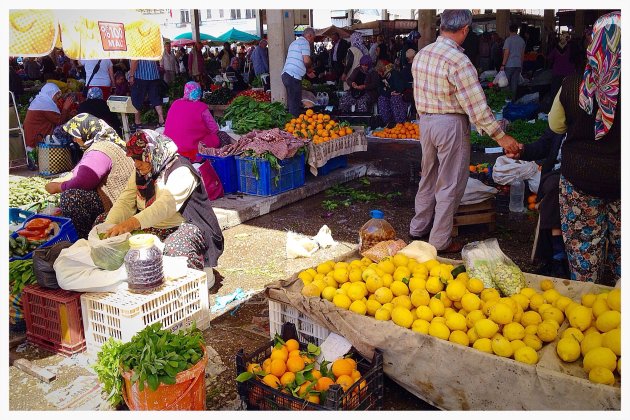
[24,218,52,231]
[17,229,48,240]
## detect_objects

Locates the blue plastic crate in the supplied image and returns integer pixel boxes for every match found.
[236,154,305,196]
[316,155,348,176]
[9,214,79,262]
[9,208,35,226]
[198,154,238,194]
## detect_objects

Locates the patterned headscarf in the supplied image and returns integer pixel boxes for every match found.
[183,81,202,101]
[62,113,126,150]
[579,11,620,141]
[126,129,178,206]
[383,63,395,77]
[86,87,103,100]
[351,32,369,56]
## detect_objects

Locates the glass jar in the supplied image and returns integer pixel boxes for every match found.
[359,210,396,254]
[124,234,164,293]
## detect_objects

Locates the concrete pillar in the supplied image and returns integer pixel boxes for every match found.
[496,9,510,39]
[574,9,585,37]
[418,10,437,50]
[381,9,388,20]
[542,9,556,55]
[255,10,264,38]
[267,10,294,104]
[191,9,201,42]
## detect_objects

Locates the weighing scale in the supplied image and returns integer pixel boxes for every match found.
[107,96,138,140]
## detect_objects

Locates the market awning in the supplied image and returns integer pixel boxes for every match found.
[10,10,164,60]
[314,25,354,40]
[215,27,260,43]
[173,31,219,42]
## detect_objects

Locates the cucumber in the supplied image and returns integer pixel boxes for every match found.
[451,264,467,278]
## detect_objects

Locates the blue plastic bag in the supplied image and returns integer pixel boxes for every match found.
[502,102,539,122]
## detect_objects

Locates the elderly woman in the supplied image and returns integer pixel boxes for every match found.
[338,55,379,113]
[227,57,248,92]
[342,32,369,90]
[23,82,74,169]
[44,113,135,239]
[77,87,123,137]
[378,63,408,125]
[104,130,224,273]
[164,81,220,161]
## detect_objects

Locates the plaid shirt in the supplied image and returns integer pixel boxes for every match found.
[412,36,505,139]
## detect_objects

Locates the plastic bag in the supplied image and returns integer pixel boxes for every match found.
[88,223,131,271]
[397,241,437,264]
[362,239,408,263]
[492,156,540,186]
[461,178,498,206]
[493,70,508,88]
[502,102,539,122]
[286,225,336,259]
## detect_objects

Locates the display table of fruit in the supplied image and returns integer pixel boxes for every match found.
[265,250,621,411]
[368,122,420,142]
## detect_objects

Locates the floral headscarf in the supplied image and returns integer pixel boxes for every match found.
[183,81,202,101]
[579,11,620,141]
[126,129,178,206]
[62,113,126,150]
[87,87,103,100]
[351,32,369,56]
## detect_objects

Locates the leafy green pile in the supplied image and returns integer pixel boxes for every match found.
[471,119,548,147]
[220,96,292,134]
[9,259,37,295]
[322,178,401,211]
[484,88,512,112]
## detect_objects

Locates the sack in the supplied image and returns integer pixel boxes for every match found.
[87,223,131,271]
[493,70,509,88]
[461,177,499,206]
[362,239,408,263]
[195,160,224,200]
[33,241,73,289]
[492,155,540,186]
[38,143,74,176]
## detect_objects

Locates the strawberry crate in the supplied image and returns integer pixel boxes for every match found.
[235,322,384,410]
[22,285,86,356]
[81,269,210,357]
[268,299,330,346]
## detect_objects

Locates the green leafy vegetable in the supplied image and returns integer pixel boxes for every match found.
[93,338,125,407]
[9,259,37,295]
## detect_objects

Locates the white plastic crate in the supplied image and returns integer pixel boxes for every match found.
[81,269,210,357]
[268,300,330,345]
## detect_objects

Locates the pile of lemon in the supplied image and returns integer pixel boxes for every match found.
[299,255,621,385]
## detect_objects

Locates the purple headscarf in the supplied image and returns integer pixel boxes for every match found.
[359,55,373,68]
[351,32,369,56]
[183,81,202,101]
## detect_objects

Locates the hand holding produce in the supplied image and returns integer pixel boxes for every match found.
[44,182,62,194]
[105,217,140,238]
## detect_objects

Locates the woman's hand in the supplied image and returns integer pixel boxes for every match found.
[44,182,62,194]
[62,97,74,110]
[105,217,140,238]
[351,82,358,88]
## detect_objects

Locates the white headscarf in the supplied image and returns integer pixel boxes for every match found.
[28,82,61,113]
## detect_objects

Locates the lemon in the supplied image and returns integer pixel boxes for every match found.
[365,275,384,294]
[411,319,430,334]
[581,293,597,308]
[349,300,367,315]
[298,270,314,284]
[490,303,514,325]
[583,326,600,336]
[537,303,553,315]
[428,321,450,340]
[432,316,446,324]
[424,259,439,271]
[361,267,377,282]
[519,287,537,299]
[393,266,412,283]
[429,265,442,277]
[333,261,348,270]
[305,267,318,278]
[480,288,500,302]
[498,297,519,314]
[443,307,457,318]
[529,294,546,312]
[313,278,328,293]
[445,312,467,331]
[556,336,581,362]
[440,293,454,309]
[601,328,621,356]
[347,283,366,301]
[514,346,539,365]
[392,295,413,310]
[513,306,524,323]
[382,302,394,312]
[544,318,560,330]
[492,335,513,358]
[325,277,339,290]
[364,299,381,317]
[617,358,621,375]
[606,289,621,312]
[583,347,617,373]
[466,277,485,294]
[374,308,391,321]
[562,327,585,343]
[473,338,493,353]
[466,310,485,329]
[321,286,337,302]
[589,367,615,385]
[408,277,427,292]
[540,279,554,291]
[377,259,395,275]
[536,321,558,342]
[426,276,444,294]
[446,280,467,302]
[523,334,543,351]
[511,293,530,311]
[428,297,445,317]
[407,259,419,272]
[360,257,372,266]
[410,289,430,308]
[591,298,610,318]
[381,273,394,288]
[541,307,565,326]
[461,293,482,312]
[581,332,603,357]
[482,299,498,317]
[348,259,363,268]
[348,268,363,283]
[510,339,526,353]
[413,264,429,277]
[595,310,621,333]
[564,301,580,318]
[568,305,593,331]
[333,293,351,310]
[391,253,409,267]
[554,296,574,312]
[415,305,434,322]
[390,281,410,297]
[331,268,347,284]
[503,322,526,341]
[524,324,538,336]
[391,307,414,329]
[474,319,499,339]
[519,311,541,329]
[449,330,470,346]
[542,289,561,305]
[467,327,480,343]
[456,272,470,283]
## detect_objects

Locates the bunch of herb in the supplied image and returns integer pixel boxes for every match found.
[322,178,401,211]
[220,96,292,134]
[93,338,126,407]
[470,119,548,147]
[484,88,512,112]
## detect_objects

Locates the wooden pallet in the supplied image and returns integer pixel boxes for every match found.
[452,198,496,237]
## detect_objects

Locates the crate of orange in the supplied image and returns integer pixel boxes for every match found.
[235,322,384,410]
[370,122,420,140]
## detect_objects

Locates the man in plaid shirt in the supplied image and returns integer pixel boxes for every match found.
[409,9,520,253]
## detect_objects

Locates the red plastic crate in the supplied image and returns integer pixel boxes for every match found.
[22,285,86,356]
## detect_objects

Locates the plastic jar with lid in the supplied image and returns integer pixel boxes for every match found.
[124,234,164,293]
[358,210,397,253]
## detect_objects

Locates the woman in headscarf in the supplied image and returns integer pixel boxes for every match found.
[227,57,249,92]
[377,63,408,125]
[164,81,220,161]
[23,82,75,169]
[342,32,369,91]
[547,32,577,98]
[338,55,380,113]
[44,113,135,239]
[104,130,224,277]
[77,87,123,137]
[546,11,620,285]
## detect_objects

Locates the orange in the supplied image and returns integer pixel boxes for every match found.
[306,394,320,404]
[345,358,357,372]
[262,374,281,389]
[262,358,272,374]
[270,359,287,377]
[247,363,262,374]
[288,349,301,359]
[306,109,314,116]
[315,376,335,391]
[311,369,323,380]
[285,339,299,352]
[336,375,354,392]
[351,370,361,381]
[286,356,305,373]
[302,355,314,365]
[331,359,353,378]
[270,347,288,362]
[298,381,312,397]
[528,195,537,204]
[280,371,296,386]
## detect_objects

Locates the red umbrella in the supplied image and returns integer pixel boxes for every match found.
[171,38,195,47]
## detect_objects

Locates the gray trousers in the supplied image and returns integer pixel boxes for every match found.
[282,72,303,117]
[410,114,471,250]
[504,66,521,100]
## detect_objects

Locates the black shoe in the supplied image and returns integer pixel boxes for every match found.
[408,233,429,242]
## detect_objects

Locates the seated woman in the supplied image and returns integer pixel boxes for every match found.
[44,113,135,239]
[338,55,379,113]
[23,82,74,169]
[104,130,224,275]
[226,57,249,93]
[77,87,123,137]
[377,64,408,125]
[163,81,220,161]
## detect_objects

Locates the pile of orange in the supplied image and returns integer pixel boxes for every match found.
[527,194,537,211]
[243,339,365,405]
[284,109,353,144]
[371,122,420,139]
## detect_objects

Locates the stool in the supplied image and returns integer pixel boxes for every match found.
[452,198,496,237]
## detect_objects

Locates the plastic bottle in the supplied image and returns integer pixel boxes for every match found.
[124,234,164,292]
[509,179,526,213]
[359,210,396,253]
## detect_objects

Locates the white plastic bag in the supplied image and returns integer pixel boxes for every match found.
[286,225,336,259]
[479,70,498,81]
[493,70,508,88]
[461,178,499,205]
[492,156,540,186]
[88,223,131,271]
[516,92,539,105]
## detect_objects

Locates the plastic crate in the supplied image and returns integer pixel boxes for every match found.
[236,154,305,196]
[9,207,34,226]
[198,154,238,194]
[22,285,86,356]
[9,214,79,262]
[315,155,348,176]
[268,300,330,346]
[81,269,210,357]
[236,322,384,410]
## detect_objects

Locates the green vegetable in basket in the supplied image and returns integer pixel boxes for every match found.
[9,259,37,295]
[468,261,495,289]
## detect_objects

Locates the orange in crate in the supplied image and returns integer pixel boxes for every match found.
[22,285,86,356]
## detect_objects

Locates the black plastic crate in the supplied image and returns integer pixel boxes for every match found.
[235,322,384,411]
